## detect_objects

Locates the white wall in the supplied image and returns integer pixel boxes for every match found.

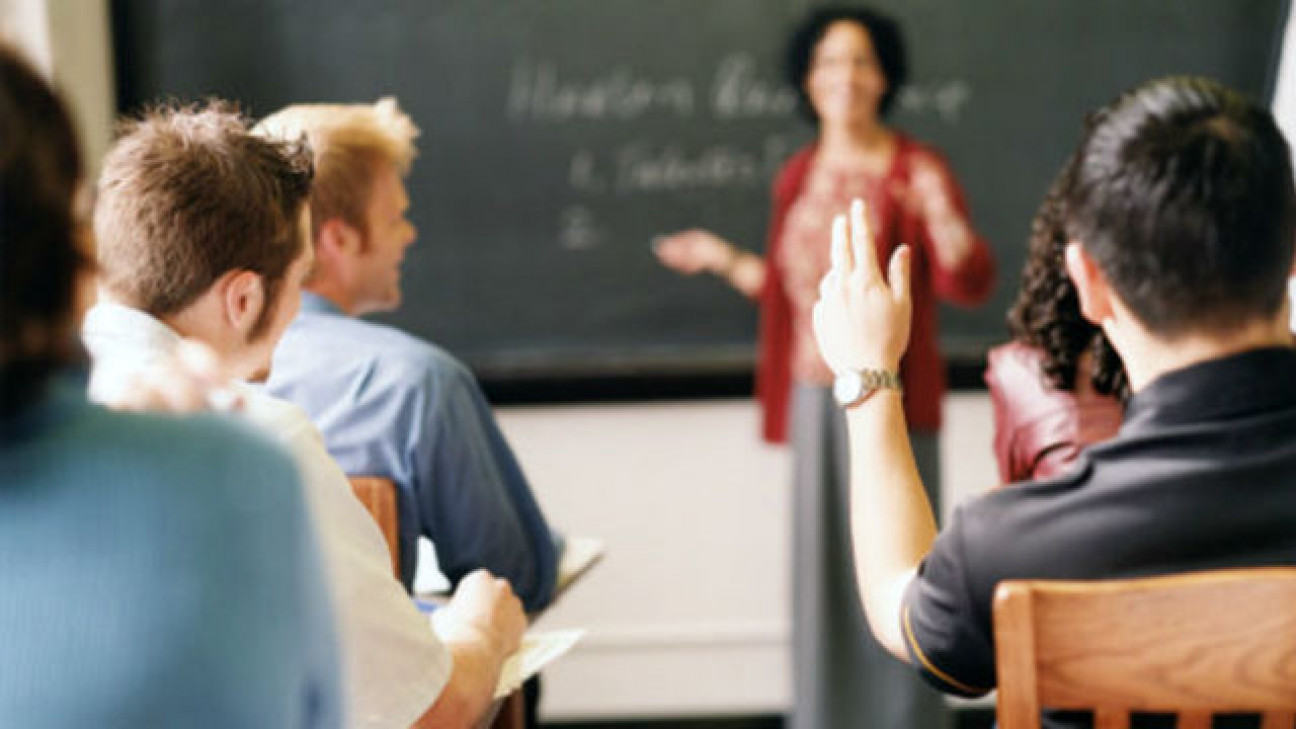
[0,0,115,172]
[500,393,997,720]
[1269,8,1296,331]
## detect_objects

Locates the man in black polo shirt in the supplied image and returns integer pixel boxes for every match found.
[811,76,1296,725]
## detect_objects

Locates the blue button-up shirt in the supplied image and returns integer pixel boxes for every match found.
[266,293,558,610]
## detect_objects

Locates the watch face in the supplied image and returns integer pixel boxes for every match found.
[833,370,863,406]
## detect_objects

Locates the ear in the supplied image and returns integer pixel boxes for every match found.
[316,217,363,260]
[218,269,266,338]
[1064,241,1113,325]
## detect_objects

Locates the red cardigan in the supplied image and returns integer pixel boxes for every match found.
[756,137,996,442]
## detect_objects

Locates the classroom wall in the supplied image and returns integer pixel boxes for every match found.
[502,393,997,719]
[1269,10,1296,331]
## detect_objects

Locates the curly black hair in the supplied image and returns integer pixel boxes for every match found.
[785,5,908,122]
[1007,155,1128,399]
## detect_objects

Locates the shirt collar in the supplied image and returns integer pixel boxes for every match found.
[299,291,344,317]
[81,301,183,360]
[1121,346,1296,434]
[81,302,186,405]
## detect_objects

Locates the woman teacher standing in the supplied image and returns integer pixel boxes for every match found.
[656,7,994,727]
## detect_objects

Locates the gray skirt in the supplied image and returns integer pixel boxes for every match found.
[789,384,947,729]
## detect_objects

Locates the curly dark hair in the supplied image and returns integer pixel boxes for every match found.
[786,5,908,122]
[0,43,85,416]
[1007,154,1128,399]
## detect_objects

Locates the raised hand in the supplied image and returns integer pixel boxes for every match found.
[813,198,912,374]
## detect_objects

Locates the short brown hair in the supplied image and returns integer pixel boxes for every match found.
[256,97,418,236]
[95,100,314,337]
[0,42,84,415]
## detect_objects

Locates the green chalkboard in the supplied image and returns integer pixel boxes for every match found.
[112,0,1287,379]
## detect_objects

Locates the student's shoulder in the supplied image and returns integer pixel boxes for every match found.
[945,464,1094,585]
[339,317,477,388]
[957,471,1069,532]
[71,403,301,504]
[234,385,340,457]
[985,342,1066,419]
[75,400,280,457]
[305,313,465,373]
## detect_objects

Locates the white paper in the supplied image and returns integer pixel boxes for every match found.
[494,629,585,699]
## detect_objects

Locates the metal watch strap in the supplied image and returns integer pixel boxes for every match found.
[860,368,902,393]
[836,367,903,409]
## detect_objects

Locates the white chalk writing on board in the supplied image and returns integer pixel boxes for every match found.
[509,54,971,125]
[508,62,696,122]
[898,80,972,124]
[521,55,972,249]
[558,205,602,250]
[509,53,799,123]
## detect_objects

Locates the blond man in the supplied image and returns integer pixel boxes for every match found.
[257,100,561,612]
[84,102,526,729]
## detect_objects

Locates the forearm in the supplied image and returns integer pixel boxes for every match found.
[845,389,939,660]
[929,216,975,270]
[723,250,767,298]
[416,622,509,728]
[928,225,995,305]
[911,156,995,304]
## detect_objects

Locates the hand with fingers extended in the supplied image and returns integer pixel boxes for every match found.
[654,228,767,297]
[653,228,738,276]
[813,198,912,375]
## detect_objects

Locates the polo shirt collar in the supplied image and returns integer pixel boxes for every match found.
[1121,346,1296,434]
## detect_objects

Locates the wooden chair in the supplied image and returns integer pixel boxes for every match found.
[348,476,401,579]
[347,476,527,729]
[993,568,1296,729]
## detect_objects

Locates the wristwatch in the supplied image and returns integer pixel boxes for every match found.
[832,367,902,409]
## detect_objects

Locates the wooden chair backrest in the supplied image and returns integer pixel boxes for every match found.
[993,568,1296,729]
[348,476,400,579]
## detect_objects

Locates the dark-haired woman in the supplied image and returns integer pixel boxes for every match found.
[987,157,1124,485]
[0,42,341,728]
[656,6,994,728]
